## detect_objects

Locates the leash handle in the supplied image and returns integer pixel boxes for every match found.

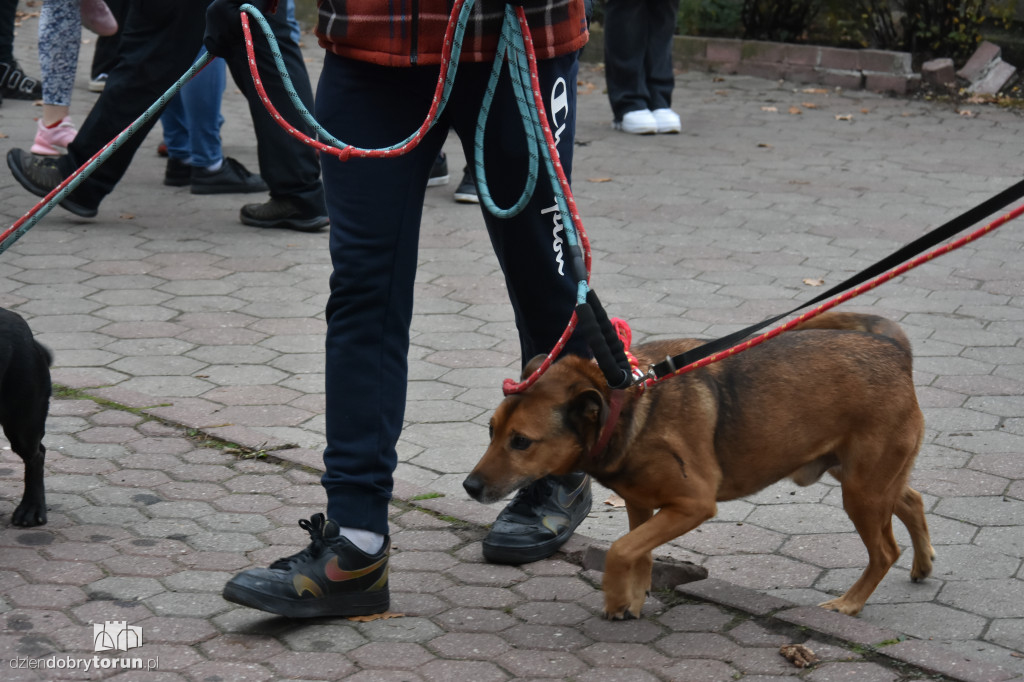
[576,296,632,390]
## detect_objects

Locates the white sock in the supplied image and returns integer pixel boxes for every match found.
[205,159,223,173]
[337,526,385,554]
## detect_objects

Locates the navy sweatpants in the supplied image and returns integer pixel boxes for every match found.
[315,50,585,534]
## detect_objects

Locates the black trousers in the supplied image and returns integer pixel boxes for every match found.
[61,0,324,217]
[603,0,680,120]
[316,51,587,534]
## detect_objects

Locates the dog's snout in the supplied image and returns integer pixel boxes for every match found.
[463,474,485,501]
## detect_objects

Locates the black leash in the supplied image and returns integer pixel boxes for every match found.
[648,178,1024,382]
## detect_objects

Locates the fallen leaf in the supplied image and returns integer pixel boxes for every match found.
[119,213,136,220]
[788,106,802,115]
[780,644,818,668]
[0,132,7,138]
[761,106,778,112]
[604,493,626,507]
[713,76,725,82]
[803,278,825,286]
[801,88,827,94]
[959,109,975,117]
[834,114,853,121]
[587,177,613,183]
[714,90,729,96]
[757,142,773,148]
[801,102,817,109]
[347,611,404,622]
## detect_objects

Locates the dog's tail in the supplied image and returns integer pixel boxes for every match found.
[793,311,911,354]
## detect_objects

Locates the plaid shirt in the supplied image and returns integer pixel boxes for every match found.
[314,0,588,67]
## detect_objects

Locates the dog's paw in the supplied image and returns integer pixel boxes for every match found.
[601,607,638,621]
[12,503,47,527]
[818,597,861,616]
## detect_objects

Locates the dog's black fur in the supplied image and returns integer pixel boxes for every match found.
[0,309,52,526]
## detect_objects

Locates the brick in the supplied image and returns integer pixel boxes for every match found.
[706,38,743,64]
[957,40,1003,81]
[922,58,956,87]
[784,44,820,67]
[860,48,913,74]
[818,46,860,71]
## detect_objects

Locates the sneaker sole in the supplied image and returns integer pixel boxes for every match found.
[222,581,389,618]
[482,493,592,565]
[6,149,98,218]
[240,213,329,233]
[453,192,479,204]
[427,174,450,187]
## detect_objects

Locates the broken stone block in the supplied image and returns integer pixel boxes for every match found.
[968,59,1018,95]
[922,58,955,87]
[957,41,1002,82]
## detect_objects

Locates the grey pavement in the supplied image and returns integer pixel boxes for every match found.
[1,10,1024,682]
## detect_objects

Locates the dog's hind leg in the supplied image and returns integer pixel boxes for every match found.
[820,490,900,616]
[895,485,934,581]
[11,443,46,527]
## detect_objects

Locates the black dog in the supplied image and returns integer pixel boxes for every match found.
[0,309,52,526]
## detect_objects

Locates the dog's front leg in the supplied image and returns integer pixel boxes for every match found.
[603,498,715,619]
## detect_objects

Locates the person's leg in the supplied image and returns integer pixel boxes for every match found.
[450,53,593,565]
[645,0,680,111]
[61,0,207,209]
[32,0,81,155]
[222,1,325,226]
[90,0,129,84]
[0,0,15,64]
[222,52,446,618]
[180,54,226,169]
[159,91,192,186]
[603,0,651,121]
[0,0,42,99]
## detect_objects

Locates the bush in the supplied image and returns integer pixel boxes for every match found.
[855,0,1017,62]
[740,0,824,41]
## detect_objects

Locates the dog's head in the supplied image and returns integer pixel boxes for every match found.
[463,355,609,504]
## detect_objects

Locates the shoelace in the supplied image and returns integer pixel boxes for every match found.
[269,514,330,570]
[504,478,553,517]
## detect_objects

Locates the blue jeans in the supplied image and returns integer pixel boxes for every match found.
[315,51,586,535]
[160,50,226,168]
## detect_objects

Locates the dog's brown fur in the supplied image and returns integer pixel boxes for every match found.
[465,311,934,619]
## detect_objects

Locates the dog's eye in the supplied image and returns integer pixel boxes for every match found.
[488,422,494,439]
[509,434,533,451]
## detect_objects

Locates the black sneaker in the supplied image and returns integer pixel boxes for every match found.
[6,148,98,218]
[222,514,390,618]
[191,157,268,195]
[0,60,42,100]
[164,157,191,187]
[454,166,479,204]
[427,151,449,187]
[239,197,329,233]
[482,472,592,565]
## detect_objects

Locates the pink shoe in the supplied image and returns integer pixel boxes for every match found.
[81,0,118,37]
[30,117,78,156]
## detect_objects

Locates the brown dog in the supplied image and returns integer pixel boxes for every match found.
[464,311,934,619]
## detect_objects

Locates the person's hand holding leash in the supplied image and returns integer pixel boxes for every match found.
[204,0,278,58]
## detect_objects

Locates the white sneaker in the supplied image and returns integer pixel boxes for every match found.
[652,108,681,134]
[613,109,657,135]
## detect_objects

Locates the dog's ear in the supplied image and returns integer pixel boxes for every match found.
[565,387,608,448]
[522,354,548,380]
